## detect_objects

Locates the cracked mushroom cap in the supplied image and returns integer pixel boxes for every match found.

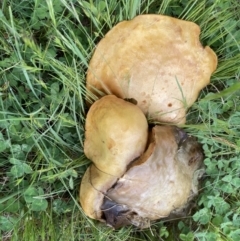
[86,14,218,124]
[80,95,148,220]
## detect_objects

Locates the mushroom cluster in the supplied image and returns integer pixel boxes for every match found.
[79,14,217,229]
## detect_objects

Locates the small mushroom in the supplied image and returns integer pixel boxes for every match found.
[79,95,204,228]
[80,95,148,220]
[86,14,218,124]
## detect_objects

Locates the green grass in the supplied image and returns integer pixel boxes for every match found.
[0,0,240,240]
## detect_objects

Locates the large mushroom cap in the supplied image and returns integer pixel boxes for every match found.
[87,14,218,124]
[80,95,148,219]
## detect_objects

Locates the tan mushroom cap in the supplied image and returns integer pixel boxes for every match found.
[80,95,148,219]
[87,14,218,124]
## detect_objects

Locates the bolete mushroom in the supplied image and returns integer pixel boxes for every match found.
[80,95,148,220]
[86,14,218,124]
[80,95,204,228]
